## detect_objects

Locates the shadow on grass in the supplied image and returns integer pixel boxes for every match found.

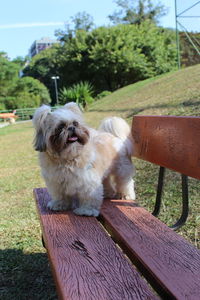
[127,100,200,118]
[0,248,58,300]
[89,99,200,118]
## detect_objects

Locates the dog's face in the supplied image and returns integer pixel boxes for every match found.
[49,119,89,154]
[33,103,90,159]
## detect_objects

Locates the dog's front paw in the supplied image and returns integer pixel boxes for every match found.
[73,207,100,217]
[116,191,136,200]
[47,200,70,211]
[124,191,136,200]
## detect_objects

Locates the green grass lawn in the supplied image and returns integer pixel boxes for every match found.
[1,65,200,299]
[0,122,58,299]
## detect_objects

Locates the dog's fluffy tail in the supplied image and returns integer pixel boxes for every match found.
[99,117,133,156]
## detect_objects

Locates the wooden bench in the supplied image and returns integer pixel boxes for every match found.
[34,115,200,300]
[0,111,17,123]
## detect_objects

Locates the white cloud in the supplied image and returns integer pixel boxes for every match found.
[0,22,64,30]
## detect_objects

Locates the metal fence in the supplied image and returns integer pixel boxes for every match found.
[0,106,60,122]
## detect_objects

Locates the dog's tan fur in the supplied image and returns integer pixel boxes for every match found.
[33,102,135,216]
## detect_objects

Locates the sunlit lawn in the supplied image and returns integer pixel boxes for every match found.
[1,65,200,299]
[0,122,57,299]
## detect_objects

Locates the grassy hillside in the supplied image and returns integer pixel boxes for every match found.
[86,64,200,126]
[1,65,200,299]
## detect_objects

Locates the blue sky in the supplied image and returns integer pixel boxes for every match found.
[0,0,199,60]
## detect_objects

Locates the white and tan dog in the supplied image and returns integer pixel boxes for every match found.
[33,102,135,216]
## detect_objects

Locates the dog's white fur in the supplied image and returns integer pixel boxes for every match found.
[33,102,135,216]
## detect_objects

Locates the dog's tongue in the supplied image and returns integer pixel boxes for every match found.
[68,136,78,142]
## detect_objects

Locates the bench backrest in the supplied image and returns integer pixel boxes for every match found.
[132,115,200,180]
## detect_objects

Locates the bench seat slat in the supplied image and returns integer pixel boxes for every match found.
[34,188,158,300]
[101,199,200,300]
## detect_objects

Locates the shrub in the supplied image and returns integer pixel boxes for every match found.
[0,98,6,110]
[12,77,51,105]
[3,93,40,110]
[59,81,94,109]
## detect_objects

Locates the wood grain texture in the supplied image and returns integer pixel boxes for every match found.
[34,188,158,300]
[132,116,200,179]
[101,199,200,300]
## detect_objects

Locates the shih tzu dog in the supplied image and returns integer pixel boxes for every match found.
[33,102,135,217]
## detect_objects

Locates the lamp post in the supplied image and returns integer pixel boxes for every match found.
[51,76,59,105]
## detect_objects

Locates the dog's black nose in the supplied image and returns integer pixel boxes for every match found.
[68,126,75,132]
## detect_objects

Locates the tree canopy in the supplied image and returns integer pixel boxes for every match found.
[24,21,177,100]
[55,11,95,43]
[108,0,167,25]
[0,54,50,110]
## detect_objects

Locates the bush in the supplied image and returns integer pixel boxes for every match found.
[59,81,94,109]
[2,97,17,110]
[3,93,40,110]
[12,77,51,104]
[0,98,6,110]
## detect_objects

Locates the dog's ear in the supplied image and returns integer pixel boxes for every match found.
[32,105,51,129]
[32,105,51,152]
[63,102,83,116]
[34,129,46,152]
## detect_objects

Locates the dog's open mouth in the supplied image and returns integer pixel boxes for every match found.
[67,135,79,143]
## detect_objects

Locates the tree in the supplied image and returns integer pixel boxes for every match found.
[179,32,200,67]
[0,53,51,110]
[71,12,94,32]
[12,56,28,68]
[12,77,50,103]
[5,77,51,109]
[23,46,61,104]
[77,22,177,91]
[0,53,19,98]
[55,11,95,42]
[24,23,177,97]
[109,0,167,25]
[0,53,20,109]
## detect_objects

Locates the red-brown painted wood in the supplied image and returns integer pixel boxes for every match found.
[101,199,200,300]
[34,188,158,300]
[132,116,200,180]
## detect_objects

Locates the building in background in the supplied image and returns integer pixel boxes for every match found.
[29,37,58,58]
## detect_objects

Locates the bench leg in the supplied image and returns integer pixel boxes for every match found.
[170,174,189,230]
[152,167,189,230]
[42,235,46,249]
[152,166,165,217]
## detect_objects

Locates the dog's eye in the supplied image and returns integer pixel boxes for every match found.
[73,121,79,127]
[56,123,65,133]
